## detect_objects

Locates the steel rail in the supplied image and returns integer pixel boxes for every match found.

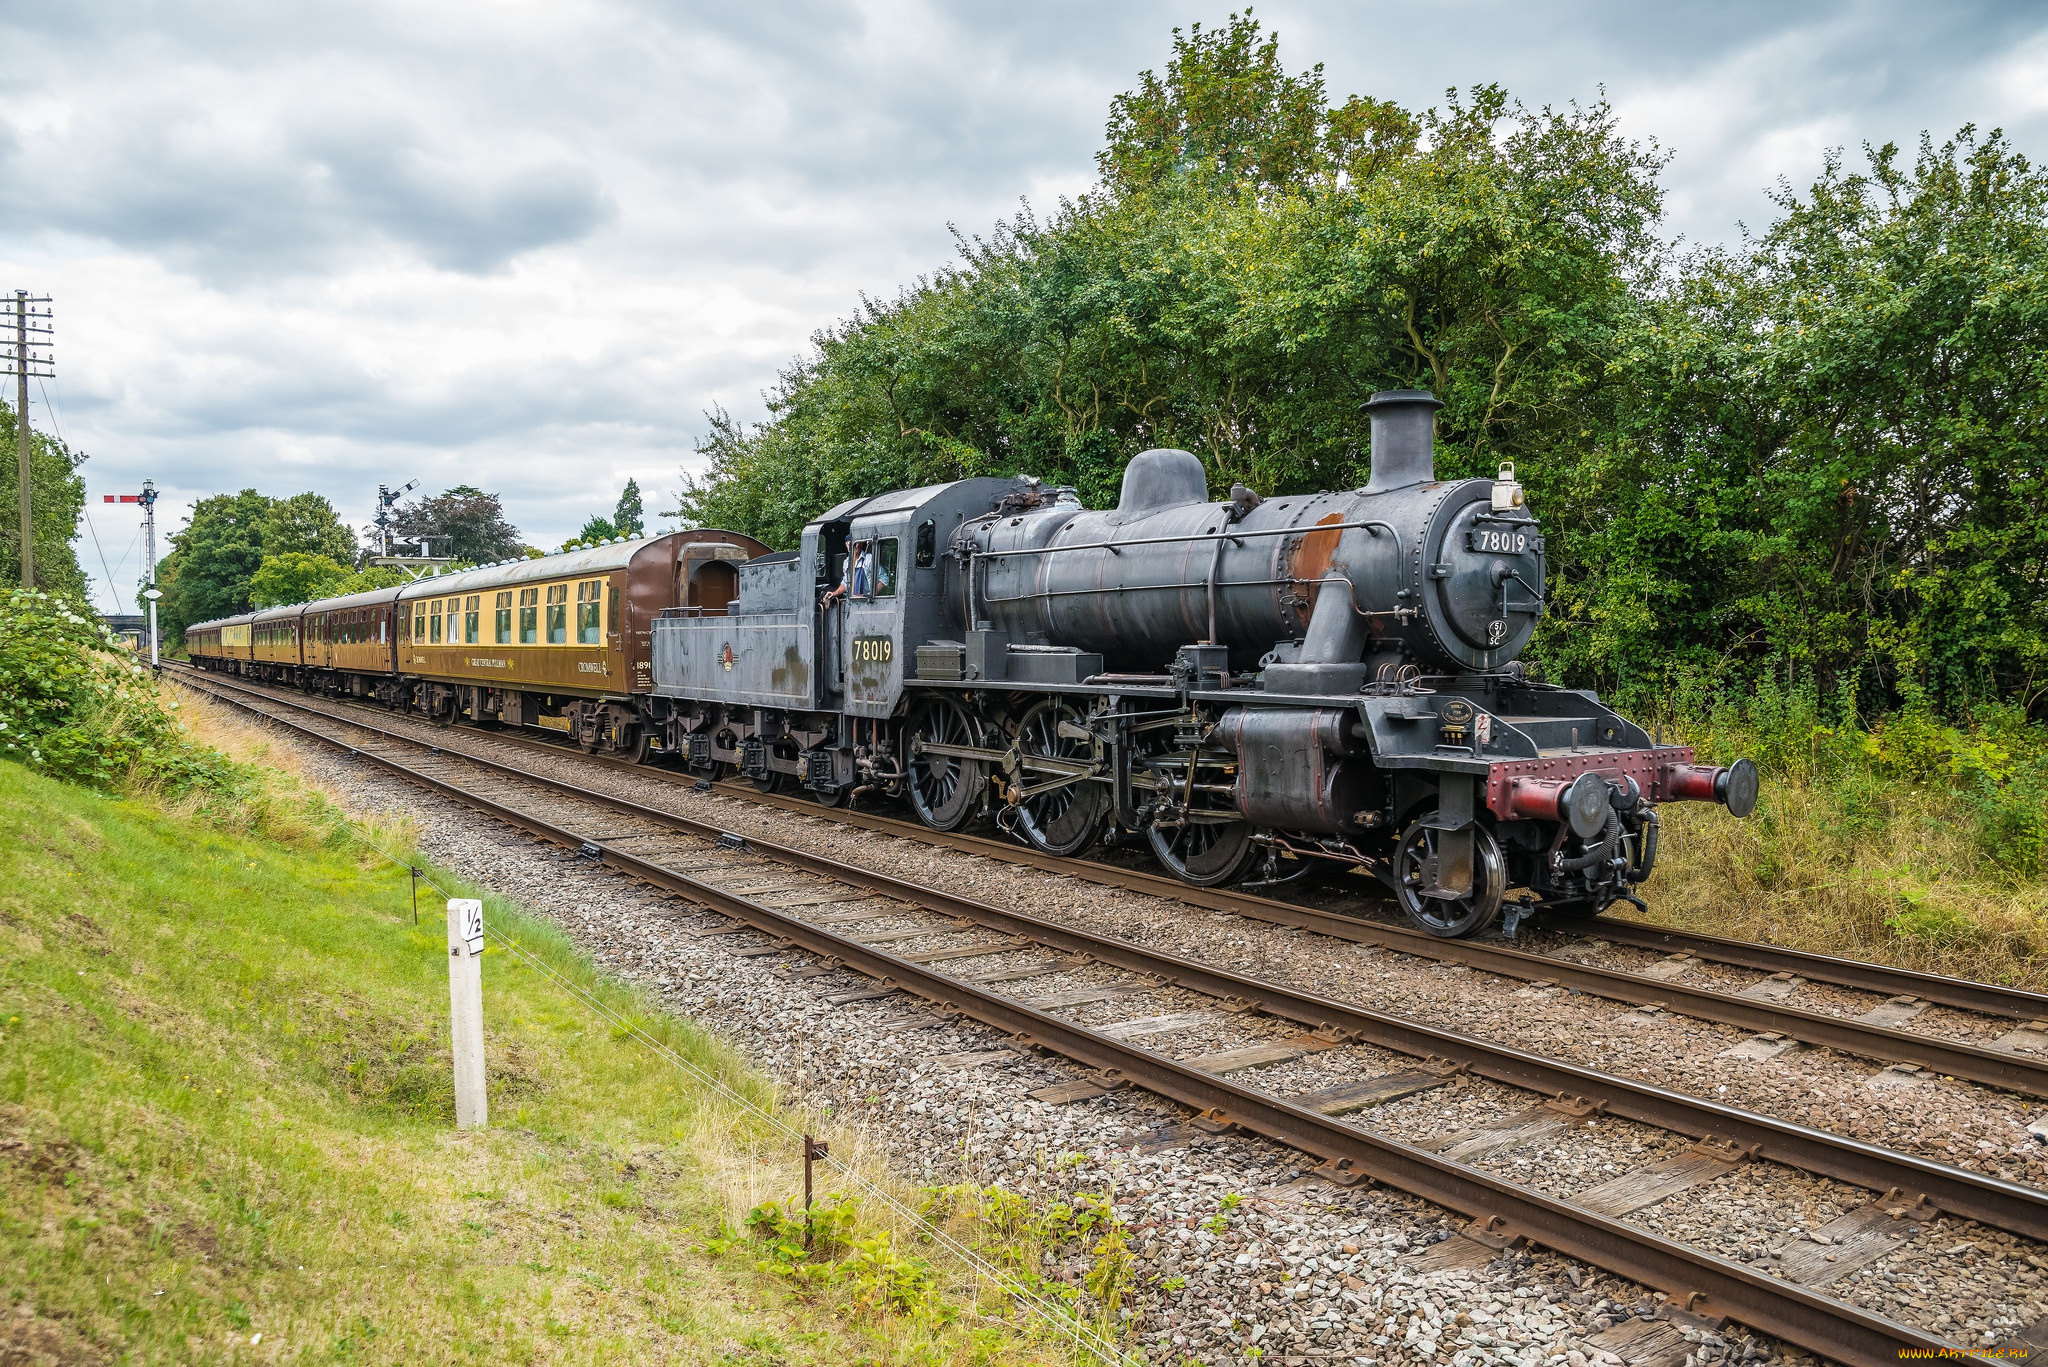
[167,664,2047,1020]
[171,669,2048,1245]
[172,669,1957,1367]
[1576,919,2048,1023]
[168,665,2048,1091]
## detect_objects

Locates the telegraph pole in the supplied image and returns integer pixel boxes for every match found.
[1,291,53,589]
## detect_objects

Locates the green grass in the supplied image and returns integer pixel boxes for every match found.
[0,758,1042,1365]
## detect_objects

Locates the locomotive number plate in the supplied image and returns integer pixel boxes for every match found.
[1468,525,1537,555]
[852,635,894,664]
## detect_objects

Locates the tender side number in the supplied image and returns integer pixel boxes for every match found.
[1469,526,1532,554]
[852,636,894,664]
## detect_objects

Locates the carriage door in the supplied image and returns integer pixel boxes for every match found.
[844,526,902,718]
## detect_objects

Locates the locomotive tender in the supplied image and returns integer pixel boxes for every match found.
[186,389,1755,938]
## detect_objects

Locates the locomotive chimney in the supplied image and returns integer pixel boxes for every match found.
[1363,390,1443,494]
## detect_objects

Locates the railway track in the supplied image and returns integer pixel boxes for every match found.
[170,665,2048,1090]
[172,666,2047,1365]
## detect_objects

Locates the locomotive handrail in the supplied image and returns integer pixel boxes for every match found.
[965,517,1409,559]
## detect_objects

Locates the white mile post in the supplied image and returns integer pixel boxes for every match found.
[446,898,487,1129]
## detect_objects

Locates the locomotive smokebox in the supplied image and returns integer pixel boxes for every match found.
[1363,390,1443,494]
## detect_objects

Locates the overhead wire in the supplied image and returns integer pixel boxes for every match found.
[32,373,128,613]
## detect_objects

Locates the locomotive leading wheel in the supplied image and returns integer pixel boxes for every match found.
[1145,756,1255,886]
[1392,812,1506,938]
[1009,700,1106,857]
[909,699,982,831]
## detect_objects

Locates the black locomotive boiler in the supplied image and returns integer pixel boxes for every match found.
[651,389,1758,938]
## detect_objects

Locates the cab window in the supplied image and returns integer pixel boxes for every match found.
[495,592,512,644]
[875,539,898,597]
[915,519,936,568]
[519,588,539,644]
[576,580,603,644]
[546,584,568,644]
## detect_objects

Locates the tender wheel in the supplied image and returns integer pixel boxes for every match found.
[1392,813,1506,938]
[1008,700,1106,857]
[812,784,849,808]
[1144,758,1255,886]
[909,699,983,831]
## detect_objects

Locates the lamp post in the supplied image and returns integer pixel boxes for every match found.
[141,587,162,670]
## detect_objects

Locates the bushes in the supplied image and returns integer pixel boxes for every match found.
[0,589,246,798]
[1648,677,2048,982]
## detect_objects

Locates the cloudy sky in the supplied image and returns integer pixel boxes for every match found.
[4,1,2045,611]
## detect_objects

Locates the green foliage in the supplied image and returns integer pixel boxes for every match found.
[677,20,1663,557]
[250,552,351,607]
[1548,126,2048,716]
[0,400,88,600]
[1098,12,1417,196]
[249,554,407,608]
[720,1195,956,1333]
[264,492,358,563]
[158,489,357,641]
[675,15,2048,730]
[1684,674,2048,883]
[0,588,246,796]
[614,477,644,537]
[389,484,523,564]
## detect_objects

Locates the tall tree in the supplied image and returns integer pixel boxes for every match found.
[0,400,88,600]
[261,492,356,563]
[157,490,275,643]
[390,485,523,563]
[677,20,1661,549]
[614,478,644,537]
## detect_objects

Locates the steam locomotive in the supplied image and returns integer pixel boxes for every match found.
[185,389,1756,938]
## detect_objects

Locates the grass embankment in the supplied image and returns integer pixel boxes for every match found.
[0,757,1048,1365]
[1638,685,2048,991]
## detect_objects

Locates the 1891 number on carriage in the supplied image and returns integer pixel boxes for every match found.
[852,636,894,664]
[1468,525,1535,555]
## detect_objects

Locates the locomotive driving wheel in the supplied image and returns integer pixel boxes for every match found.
[908,699,982,831]
[1008,700,1106,857]
[1391,812,1506,938]
[1144,753,1254,886]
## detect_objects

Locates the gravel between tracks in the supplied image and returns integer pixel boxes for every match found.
[196,684,2048,1357]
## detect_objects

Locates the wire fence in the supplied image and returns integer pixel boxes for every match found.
[342,825,1140,1367]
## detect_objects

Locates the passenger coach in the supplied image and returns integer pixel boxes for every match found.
[186,530,766,758]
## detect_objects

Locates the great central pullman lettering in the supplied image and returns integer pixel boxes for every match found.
[184,389,1757,939]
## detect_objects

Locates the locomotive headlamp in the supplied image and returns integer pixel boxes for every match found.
[1492,461,1525,512]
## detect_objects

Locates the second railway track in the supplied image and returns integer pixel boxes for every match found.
[174,666,2048,1365]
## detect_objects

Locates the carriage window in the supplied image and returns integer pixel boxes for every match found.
[875,539,898,597]
[495,591,512,644]
[464,594,480,645]
[428,599,443,644]
[915,519,936,568]
[609,585,619,635]
[519,587,539,644]
[576,580,602,644]
[546,583,568,644]
[446,601,460,645]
